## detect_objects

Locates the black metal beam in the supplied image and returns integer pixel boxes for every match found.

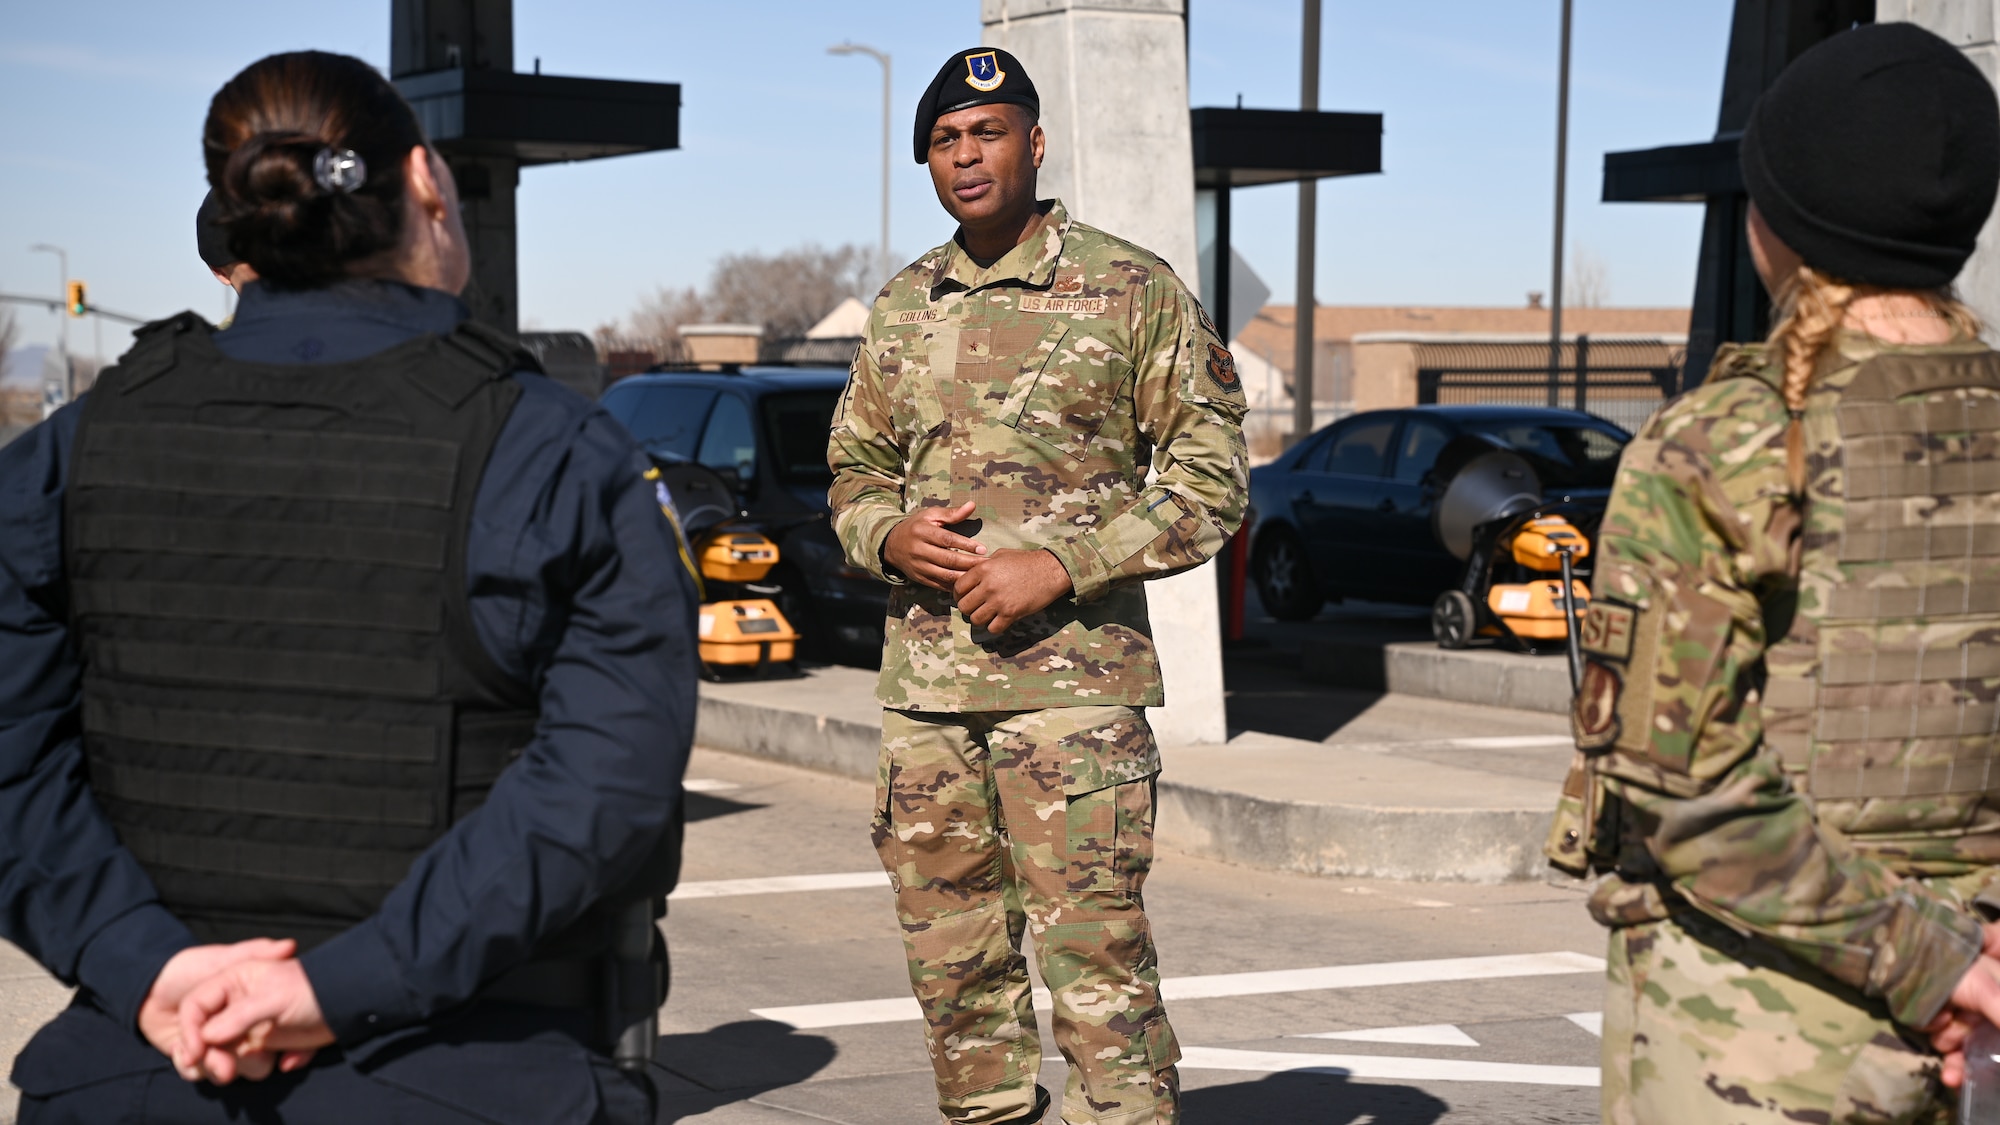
[1190,107,1381,188]
[1602,136,1741,203]
[395,68,681,166]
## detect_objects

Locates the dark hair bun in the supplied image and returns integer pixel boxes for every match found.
[203,52,426,288]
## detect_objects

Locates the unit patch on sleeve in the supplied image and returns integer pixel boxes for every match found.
[1573,660,1624,753]
[1580,600,1637,663]
[1204,342,1241,394]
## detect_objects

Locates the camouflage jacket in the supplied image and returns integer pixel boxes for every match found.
[1569,333,1997,1029]
[827,199,1249,712]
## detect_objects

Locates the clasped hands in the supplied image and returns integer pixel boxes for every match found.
[138,939,334,1086]
[883,502,1073,632]
[1927,922,2000,1088]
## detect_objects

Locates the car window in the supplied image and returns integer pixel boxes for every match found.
[762,389,843,485]
[1319,418,1397,478]
[1468,422,1628,488]
[1392,419,1451,484]
[697,394,758,482]
[601,384,716,461]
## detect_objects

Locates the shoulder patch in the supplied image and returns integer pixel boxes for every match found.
[1195,302,1222,342]
[1204,342,1241,395]
[1579,600,1637,663]
[1573,660,1624,753]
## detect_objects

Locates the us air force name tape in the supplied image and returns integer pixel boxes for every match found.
[913,47,1040,162]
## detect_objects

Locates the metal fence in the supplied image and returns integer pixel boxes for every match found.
[1413,335,1684,435]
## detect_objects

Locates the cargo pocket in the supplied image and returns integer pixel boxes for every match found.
[1057,714,1161,898]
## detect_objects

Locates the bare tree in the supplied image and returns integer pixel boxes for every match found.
[619,243,876,353]
[1568,246,1611,309]
[0,307,16,364]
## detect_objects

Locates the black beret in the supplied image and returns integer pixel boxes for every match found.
[196,190,236,272]
[913,47,1039,163]
[1741,22,2000,289]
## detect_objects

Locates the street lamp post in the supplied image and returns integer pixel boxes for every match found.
[828,42,892,284]
[29,243,70,410]
[1546,0,1574,408]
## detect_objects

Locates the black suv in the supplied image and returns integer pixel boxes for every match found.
[599,368,888,660]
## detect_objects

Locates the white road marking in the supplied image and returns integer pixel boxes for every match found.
[1294,1023,1479,1047]
[670,871,888,900]
[1566,1012,1604,1037]
[1338,734,1575,754]
[684,778,739,793]
[1178,1046,1600,1087]
[752,951,1606,1030]
[1336,886,1454,909]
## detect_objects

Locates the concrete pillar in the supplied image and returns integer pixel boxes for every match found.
[1878,1,2000,335]
[981,0,1228,746]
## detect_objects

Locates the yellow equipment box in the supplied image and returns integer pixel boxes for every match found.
[698,531,780,584]
[1508,515,1591,571]
[1486,580,1590,641]
[698,598,797,666]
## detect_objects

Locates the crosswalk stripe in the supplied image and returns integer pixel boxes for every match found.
[751,950,1605,1030]
[1294,1023,1479,1047]
[684,778,739,793]
[1178,1045,1600,1087]
[671,871,888,900]
[1566,1012,1604,1037]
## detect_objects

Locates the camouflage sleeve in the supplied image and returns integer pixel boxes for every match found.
[1042,265,1250,603]
[827,326,909,584]
[1584,380,1981,1029]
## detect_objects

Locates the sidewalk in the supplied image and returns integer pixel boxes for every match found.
[696,658,1575,884]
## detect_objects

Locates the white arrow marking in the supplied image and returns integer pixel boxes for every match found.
[1294,1023,1479,1047]
[671,871,888,900]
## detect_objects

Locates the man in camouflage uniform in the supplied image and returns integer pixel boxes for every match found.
[828,47,1247,1125]
[1545,25,2000,1124]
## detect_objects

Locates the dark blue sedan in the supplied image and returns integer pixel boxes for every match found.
[1246,405,1630,619]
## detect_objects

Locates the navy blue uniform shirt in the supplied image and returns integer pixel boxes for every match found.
[0,280,699,1047]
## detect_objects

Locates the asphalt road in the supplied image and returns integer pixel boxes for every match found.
[0,733,1606,1125]
[656,745,1606,1124]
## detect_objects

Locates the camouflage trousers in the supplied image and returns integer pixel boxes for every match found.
[1603,911,1948,1125]
[873,706,1181,1125]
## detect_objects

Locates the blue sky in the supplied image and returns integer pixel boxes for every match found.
[0,1,1730,359]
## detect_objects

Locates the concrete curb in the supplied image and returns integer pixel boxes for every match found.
[1304,641,1574,715]
[1154,784,1556,884]
[696,686,1558,883]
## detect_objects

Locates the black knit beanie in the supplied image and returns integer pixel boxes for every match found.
[1741,22,2000,289]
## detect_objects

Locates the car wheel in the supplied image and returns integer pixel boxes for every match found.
[1252,527,1324,622]
[1432,590,1476,649]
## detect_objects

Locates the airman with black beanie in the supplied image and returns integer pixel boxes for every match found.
[1554,21,2000,1122]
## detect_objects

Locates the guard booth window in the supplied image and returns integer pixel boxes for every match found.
[697,394,758,486]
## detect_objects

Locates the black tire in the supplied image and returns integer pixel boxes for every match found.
[770,565,828,664]
[1432,589,1477,649]
[1252,527,1324,622]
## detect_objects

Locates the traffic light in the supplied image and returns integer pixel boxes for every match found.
[65,280,86,318]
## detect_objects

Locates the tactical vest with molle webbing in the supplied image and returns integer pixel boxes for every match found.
[65,312,540,949]
[1757,346,2000,875]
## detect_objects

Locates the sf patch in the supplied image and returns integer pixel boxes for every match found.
[1580,600,1637,662]
[1573,660,1624,753]
[1204,342,1241,395]
[964,50,1005,92]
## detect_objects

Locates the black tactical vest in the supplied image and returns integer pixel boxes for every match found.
[66,312,539,947]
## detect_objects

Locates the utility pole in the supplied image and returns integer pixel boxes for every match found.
[829,42,893,283]
[1546,0,1573,408]
[1291,0,1320,447]
[30,243,69,411]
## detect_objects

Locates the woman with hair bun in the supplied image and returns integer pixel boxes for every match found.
[1546,21,2000,1124]
[0,50,695,1124]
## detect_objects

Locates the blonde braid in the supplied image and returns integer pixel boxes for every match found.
[1759,267,1983,493]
